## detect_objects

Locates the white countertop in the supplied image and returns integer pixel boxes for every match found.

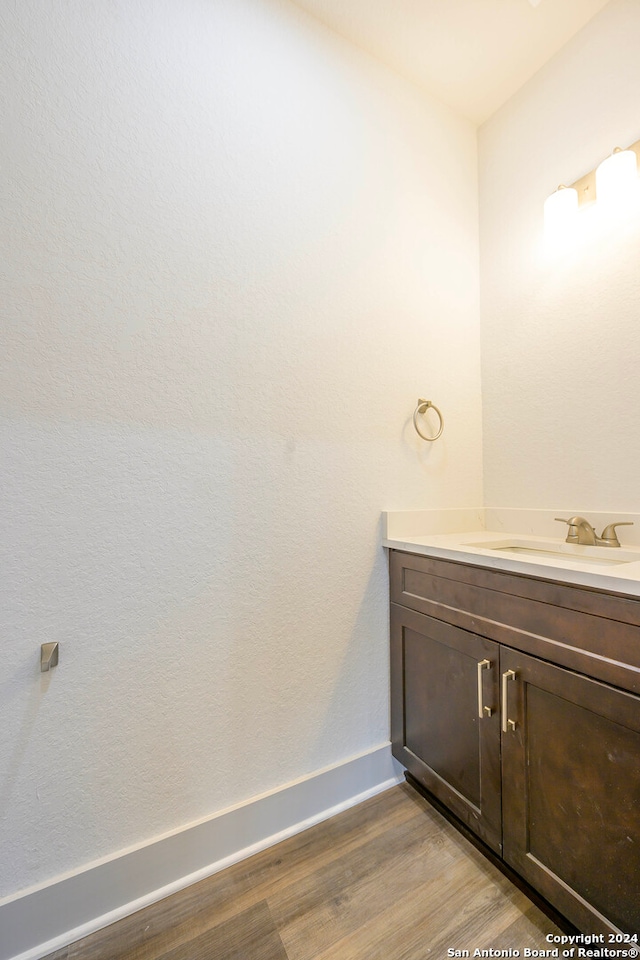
[382,510,640,598]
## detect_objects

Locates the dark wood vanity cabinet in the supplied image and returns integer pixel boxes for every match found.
[390,549,640,936]
[390,604,503,852]
[501,648,640,934]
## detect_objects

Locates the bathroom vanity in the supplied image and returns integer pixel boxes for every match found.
[385,524,640,937]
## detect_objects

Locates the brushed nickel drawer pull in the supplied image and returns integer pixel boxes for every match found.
[477,659,492,718]
[502,669,517,732]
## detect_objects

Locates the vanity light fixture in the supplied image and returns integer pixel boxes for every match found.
[595,147,638,210]
[544,136,640,241]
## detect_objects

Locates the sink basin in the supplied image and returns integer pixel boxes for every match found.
[465,538,639,567]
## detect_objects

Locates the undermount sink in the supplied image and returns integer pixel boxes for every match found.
[464,538,640,567]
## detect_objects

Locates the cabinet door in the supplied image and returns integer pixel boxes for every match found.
[390,603,502,852]
[501,648,640,934]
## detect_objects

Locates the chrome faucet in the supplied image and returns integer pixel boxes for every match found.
[555,516,634,547]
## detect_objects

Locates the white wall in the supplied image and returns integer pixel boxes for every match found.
[479,0,640,514]
[0,0,481,900]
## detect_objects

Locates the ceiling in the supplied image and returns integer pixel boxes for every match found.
[290,0,612,124]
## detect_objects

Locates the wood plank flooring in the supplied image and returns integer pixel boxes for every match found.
[42,783,563,960]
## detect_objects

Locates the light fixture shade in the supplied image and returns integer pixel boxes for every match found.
[595,149,638,208]
[544,185,578,245]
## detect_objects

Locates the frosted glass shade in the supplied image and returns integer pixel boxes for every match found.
[595,149,638,209]
[544,186,578,244]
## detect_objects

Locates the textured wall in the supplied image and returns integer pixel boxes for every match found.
[478,0,640,513]
[0,0,481,898]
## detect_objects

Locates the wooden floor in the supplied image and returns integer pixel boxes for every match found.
[43,783,562,960]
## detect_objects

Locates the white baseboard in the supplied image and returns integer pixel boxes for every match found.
[0,744,404,960]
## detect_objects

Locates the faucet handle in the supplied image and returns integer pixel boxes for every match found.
[555,516,595,544]
[599,522,634,547]
[555,517,581,542]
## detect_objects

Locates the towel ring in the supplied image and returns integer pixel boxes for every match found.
[413,398,444,442]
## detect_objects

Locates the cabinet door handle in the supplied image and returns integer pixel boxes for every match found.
[477,659,492,718]
[501,669,517,732]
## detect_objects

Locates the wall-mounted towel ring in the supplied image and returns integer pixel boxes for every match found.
[413,398,444,441]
